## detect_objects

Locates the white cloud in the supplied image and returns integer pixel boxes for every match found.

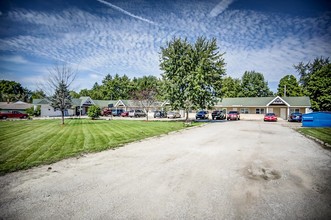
[0,2,330,93]
[96,0,157,25]
[0,55,29,64]
[209,0,235,17]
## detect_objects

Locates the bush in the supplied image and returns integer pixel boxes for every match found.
[26,106,41,116]
[87,105,101,119]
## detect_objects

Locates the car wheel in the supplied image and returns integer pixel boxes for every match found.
[3,116,7,119]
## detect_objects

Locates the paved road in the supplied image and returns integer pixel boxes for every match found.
[1,121,330,219]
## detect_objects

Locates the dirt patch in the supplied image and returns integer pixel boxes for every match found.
[245,160,281,181]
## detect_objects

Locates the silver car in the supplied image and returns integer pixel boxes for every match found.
[129,109,146,117]
[167,111,181,119]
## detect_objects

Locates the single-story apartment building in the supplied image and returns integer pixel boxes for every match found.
[33,96,311,119]
[33,97,169,117]
[214,96,311,120]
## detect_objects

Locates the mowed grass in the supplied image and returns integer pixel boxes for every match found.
[0,119,195,174]
[298,128,331,146]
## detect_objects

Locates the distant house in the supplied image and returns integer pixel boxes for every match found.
[33,97,168,117]
[214,96,311,120]
[0,101,33,113]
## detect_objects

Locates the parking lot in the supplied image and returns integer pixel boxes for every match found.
[1,120,330,219]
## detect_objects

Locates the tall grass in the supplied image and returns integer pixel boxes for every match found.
[0,119,192,174]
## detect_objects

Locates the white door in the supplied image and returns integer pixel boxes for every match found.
[280,108,286,119]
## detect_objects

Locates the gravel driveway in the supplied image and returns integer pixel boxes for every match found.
[1,121,330,219]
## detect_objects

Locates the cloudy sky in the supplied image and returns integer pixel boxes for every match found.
[0,0,330,92]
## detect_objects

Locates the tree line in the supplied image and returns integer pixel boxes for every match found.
[1,37,330,113]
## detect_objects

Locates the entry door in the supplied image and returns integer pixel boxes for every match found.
[280,108,286,119]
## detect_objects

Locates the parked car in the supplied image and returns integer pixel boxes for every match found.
[129,109,146,117]
[111,109,124,116]
[121,111,129,117]
[154,111,167,118]
[264,113,277,122]
[167,111,181,119]
[211,110,226,120]
[288,112,302,122]
[0,111,28,119]
[227,111,240,120]
[196,110,209,120]
[101,108,112,116]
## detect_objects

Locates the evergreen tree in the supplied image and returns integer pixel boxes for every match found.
[50,81,72,125]
[47,64,76,125]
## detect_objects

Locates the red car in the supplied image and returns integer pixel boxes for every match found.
[0,111,28,119]
[227,111,240,120]
[264,113,277,122]
[121,111,129,117]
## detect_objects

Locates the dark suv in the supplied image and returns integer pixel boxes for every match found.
[211,110,226,120]
[227,111,240,120]
[111,109,124,116]
[288,112,302,122]
[196,111,209,120]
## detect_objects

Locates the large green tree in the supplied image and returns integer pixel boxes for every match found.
[294,57,331,111]
[101,74,132,100]
[277,75,302,97]
[221,76,241,98]
[238,71,273,97]
[160,37,226,120]
[0,80,30,102]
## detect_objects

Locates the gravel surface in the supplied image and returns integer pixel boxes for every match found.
[1,120,331,219]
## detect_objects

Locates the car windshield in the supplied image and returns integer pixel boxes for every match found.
[266,113,275,116]
[228,111,238,114]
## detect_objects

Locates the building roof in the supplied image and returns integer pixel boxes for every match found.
[216,96,311,107]
[0,101,34,110]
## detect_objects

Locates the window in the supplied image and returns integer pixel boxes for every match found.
[256,108,265,114]
[240,108,249,114]
[290,108,300,113]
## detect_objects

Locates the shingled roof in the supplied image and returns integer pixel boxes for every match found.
[216,96,311,107]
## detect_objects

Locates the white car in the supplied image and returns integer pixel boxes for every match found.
[167,111,181,119]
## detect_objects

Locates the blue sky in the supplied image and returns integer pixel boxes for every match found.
[0,0,330,93]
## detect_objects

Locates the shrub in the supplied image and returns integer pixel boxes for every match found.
[26,106,41,116]
[87,105,101,119]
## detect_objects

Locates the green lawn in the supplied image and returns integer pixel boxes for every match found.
[0,119,197,174]
[298,128,331,146]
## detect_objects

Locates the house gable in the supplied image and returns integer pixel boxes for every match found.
[267,96,290,107]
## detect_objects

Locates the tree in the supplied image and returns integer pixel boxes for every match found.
[101,74,132,100]
[47,64,76,125]
[221,76,241,98]
[160,37,226,120]
[69,90,80,99]
[31,89,46,100]
[131,76,160,121]
[294,57,331,111]
[238,71,273,97]
[0,80,30,102]
[277,75,302,97]
[87,105,101,119]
